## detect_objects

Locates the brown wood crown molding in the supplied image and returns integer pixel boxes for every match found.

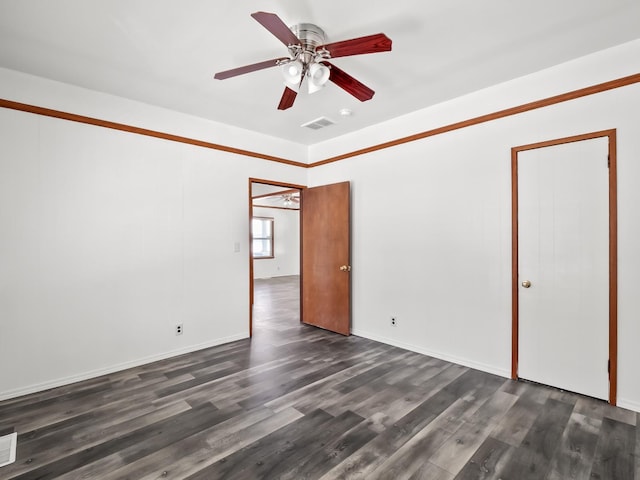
[0,98,307,168]
[1,72,639,168]
[253,204,300,211]
[308,73,640,167]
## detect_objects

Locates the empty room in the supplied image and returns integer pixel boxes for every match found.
[1,1,640,479]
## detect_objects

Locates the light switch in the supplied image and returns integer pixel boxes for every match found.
[233,241,240,253]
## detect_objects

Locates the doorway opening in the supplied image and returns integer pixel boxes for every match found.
[249,178,305,337]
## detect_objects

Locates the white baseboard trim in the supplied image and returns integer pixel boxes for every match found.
[0,333,249,402]
[616,398,640,413]
[351,328,511,379]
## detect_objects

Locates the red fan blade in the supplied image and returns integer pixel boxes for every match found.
[278,87,298,110]
[320,33,392,58]
[214,57,289,80]
[323,62,374,102]
[251,12,301,47]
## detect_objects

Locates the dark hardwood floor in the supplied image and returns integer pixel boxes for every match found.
[0,274,638,479]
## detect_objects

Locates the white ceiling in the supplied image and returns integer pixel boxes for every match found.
[1,1,639,146]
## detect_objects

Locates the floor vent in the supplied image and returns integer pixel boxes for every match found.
[301,116,335,130]
[0,432,17,468]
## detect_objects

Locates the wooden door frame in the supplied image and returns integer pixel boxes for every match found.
[511,129,618,405]
[248,178,306,337]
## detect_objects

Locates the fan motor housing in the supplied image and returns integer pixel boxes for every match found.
[291,23,326,51]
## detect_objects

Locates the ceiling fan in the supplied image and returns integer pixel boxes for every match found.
[281,193,300,206]
[214,12,392,110]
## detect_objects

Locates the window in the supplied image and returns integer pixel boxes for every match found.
[252,216,274,259]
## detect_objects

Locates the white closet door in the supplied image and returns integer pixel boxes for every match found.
[518,137,609,400]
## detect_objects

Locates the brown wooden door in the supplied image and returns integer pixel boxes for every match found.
[301,181,351,335]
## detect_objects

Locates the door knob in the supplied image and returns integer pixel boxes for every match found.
[521,280,531,288]
[339,265,351,272]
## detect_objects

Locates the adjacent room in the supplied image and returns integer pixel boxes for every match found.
[1,1,640,478]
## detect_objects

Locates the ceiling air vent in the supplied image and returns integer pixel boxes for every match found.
[301,117,335,130]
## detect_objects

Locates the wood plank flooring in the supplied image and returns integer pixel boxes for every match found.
[0,274,637,479]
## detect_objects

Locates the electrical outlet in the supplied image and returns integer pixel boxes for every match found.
[176,324,183,335]
[391,317,397,326]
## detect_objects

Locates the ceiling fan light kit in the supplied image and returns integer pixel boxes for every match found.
[282,60,305,90]
[306,62,331,93]
[214,12,392,110]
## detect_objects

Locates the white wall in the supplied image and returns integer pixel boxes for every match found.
[308,40,640,411]
[252,207,300,279]
[0,71,306,400]
[2,40,640,413]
